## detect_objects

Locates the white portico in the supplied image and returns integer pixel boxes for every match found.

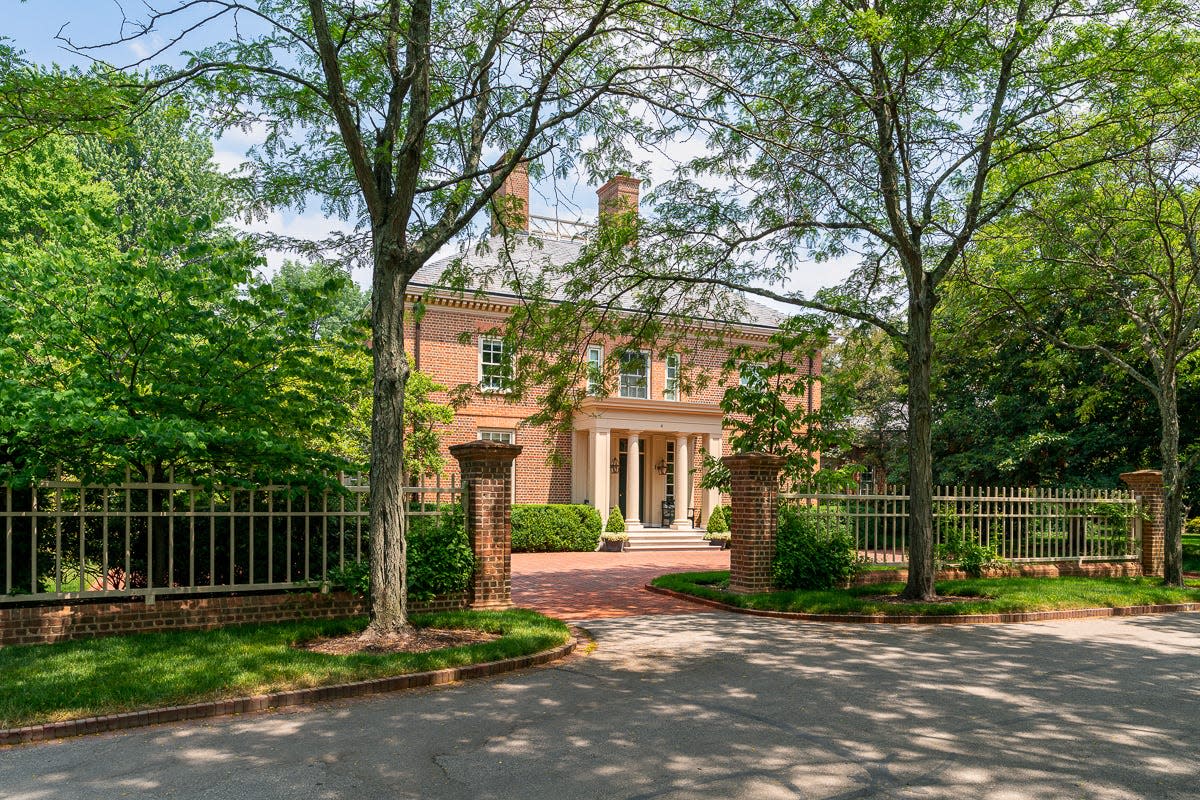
[571,397,726,533]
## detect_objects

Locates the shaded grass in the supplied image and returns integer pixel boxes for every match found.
[1183,534,1200,573]
[653,571,1200,617]
[0,609,568,729]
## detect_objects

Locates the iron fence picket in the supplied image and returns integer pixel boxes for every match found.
[0,473,458,604]
[783,483,1140,569]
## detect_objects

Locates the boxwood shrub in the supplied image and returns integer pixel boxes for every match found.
[511,504,603,552]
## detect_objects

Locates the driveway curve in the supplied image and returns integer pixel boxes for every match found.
[3,612,1199,799]
[511,550,729,620]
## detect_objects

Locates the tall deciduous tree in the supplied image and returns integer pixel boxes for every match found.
[75,101,231,251]
[65,0,662,634]
[601,0,1174,598]
[973,116,1200,585]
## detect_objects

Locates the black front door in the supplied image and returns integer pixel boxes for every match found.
[617,438,645,521]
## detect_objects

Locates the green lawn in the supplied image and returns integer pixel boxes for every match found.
[1184,534,1200,572]
[0,609,568,729]
[653,571,1200,617]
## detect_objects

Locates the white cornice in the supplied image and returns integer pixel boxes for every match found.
[406,287,777,343]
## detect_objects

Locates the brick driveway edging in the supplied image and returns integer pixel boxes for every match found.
[646,584,1200,625]
[0,634,581,747]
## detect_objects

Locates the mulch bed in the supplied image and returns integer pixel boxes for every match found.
[298,628,499,655]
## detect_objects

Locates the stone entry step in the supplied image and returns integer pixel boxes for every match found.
[625,529,719,551]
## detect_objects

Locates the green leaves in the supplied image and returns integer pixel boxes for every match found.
[0,135,364,486]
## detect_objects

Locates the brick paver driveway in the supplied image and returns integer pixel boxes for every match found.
[511,550,729,620]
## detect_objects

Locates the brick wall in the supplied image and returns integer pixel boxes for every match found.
[853,561,1143,586]
[0,590,469,647]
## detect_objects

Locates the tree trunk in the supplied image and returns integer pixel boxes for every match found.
[1159,380,1184,587]
[902,280,937,601]
[366,243,412,635]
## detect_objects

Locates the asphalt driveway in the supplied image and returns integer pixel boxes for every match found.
[3,610,1199,799]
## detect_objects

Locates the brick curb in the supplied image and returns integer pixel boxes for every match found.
[0,635,578,747]
[645,584,1200,625]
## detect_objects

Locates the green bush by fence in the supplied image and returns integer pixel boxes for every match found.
[328,504,473,601]
[511,504,602,552]
[772,505,862,590]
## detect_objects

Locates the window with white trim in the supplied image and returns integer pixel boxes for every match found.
[479,337,510,392]
[664,353,680,401]
[586,345,604,395]
[739,361,766,389]
[477,429,516,501]
[618,349,650,399]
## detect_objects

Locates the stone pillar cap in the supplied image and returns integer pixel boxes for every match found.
[450,441,523,462]
[1120,469,1163,482]
[722,451,786,468]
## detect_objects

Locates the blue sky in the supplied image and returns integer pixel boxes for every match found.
[5,1,853,302]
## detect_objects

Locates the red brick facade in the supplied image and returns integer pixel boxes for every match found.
[406,172,819,529]
[406,295,817,520]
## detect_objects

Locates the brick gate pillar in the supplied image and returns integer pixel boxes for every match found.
[1121,469,1165,578]
[723,452,785,594]
[451,441,522,609]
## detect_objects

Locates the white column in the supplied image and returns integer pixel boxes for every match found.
[673,433,690,529]
[703,433,722,526]
[589,429,610,521]
[571,431,586,503]
[626,431,642,526]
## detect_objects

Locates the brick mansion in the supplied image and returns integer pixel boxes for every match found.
[405,167,820,545]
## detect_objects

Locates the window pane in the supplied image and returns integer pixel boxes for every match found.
[619,350,649,399]
[480,338,509,391]
[664,354,679,401]
[586,346,603,395]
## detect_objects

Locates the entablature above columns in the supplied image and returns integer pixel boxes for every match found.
[573,397,725,437]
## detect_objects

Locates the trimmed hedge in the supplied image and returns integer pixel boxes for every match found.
[511,504,603,552]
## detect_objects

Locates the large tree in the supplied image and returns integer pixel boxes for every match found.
[971,115,1200,585]
[62,0,663,635]
[587,0,1175,598]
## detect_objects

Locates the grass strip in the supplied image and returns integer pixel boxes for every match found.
[652,571,1200,617]
[1183,534,1200,572]
[0,609,568,729]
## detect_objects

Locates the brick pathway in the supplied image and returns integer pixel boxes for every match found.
[511,550,730,620]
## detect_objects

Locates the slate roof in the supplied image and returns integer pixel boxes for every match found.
[410,233,788,332]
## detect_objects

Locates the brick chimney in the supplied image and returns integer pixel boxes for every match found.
[597,174,640,224]
[491,160,529,235]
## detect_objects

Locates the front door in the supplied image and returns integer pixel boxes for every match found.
[616,438,646,521]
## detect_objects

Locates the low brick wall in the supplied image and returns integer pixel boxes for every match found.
[0,590,469,647]
[853,560,1143,586]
